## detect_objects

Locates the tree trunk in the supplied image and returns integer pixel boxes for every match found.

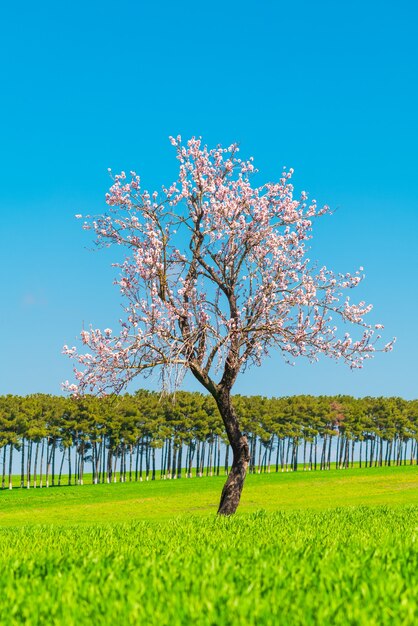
[145,439,151,480]
[68,446,72,486]
[188,441,194,478]
[58,448,65,486]
[195,441,200,478]
[102,436,107,483]
[267,438,273,473]
[8,444,13,490]
[177,442,182,479]
[107,446,112,483]
[152,446,156,480]
[39,439,45,488]
[207,440,213,477]
[171,443,177,480]
[335,435,340,470]
[33,441,40,488]
[52,439,56,486]
[167,437,172,479]
[215,390,250,516]
[1,446,6,489]
[135,441,141,481]
[27,441,33,488]
[20,439,25,488]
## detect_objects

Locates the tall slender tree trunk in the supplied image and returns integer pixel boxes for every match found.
[248,435,255,473]
[370,437,375,467]
[172,443,177,480]
[161,439,167,479]
[94,441,100,484]
[327,435,332,470]
[1,447,6,489]
[152,446,156,480]
[293,438,299,471]
[27,441,33,488]
[344,437,350,468]
[211,439,216,477]
[135,441,141,481]
[112,448,117,482]
[207,440,213,477]
[387,440,392,466]
[119,445,124,482]
[195,441,200,478]
[338,436,345,469]
[320,435,326,470]
[107,446,112,483]
[92,442,96,484]
[185,442,190,478]
[145,440,151,480]
[335,435,340,470]
[285,437,291,471]
[52,439,56,486]
[140,439,145,481]
[379,436,383,467]
[68,446,72,486]
[188,442,194,478]
[102,437,107,483]
[96,439,102,484]
[267,438,273,473]
[275,437,280,473]
[257,438,263,474]
[20,439,25,488]
[33,441,40,488]
[39,439,45,488]
[261,446,268,473]
[166,438,172,479]
[199,442,205,476]
[177,442,182,479]
[8,444,13,490]
[58,448,65,486]
[80,442,85,485]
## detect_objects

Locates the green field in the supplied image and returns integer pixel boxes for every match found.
[1,465,417,526]
[1,466,417,625]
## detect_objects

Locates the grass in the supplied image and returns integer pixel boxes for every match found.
[0,464,417,526]
[0,508,417,625]
[0,466,417,625]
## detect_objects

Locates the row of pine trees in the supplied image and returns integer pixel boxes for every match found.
[0,391,417,489]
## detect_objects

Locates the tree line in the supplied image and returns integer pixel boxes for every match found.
[0,391,416,490]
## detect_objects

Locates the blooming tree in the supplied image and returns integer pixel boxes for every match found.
[64,137,394,515]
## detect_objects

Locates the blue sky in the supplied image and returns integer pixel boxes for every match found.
[1,0,417,398]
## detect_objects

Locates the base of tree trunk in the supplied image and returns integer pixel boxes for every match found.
[217,458,248,515]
